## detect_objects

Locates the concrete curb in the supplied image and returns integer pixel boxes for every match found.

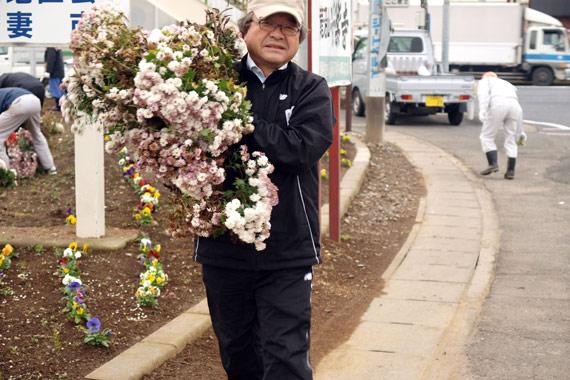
[419,155,499,380]
[320,132,371,236]
[84,134,373,380]
[0,225,140,250]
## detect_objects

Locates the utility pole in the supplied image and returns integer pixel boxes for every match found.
[442,0,450,73]
[365,0,388,144]
[421,0,429,32]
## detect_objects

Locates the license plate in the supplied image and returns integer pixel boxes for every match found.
[425,96,443,107]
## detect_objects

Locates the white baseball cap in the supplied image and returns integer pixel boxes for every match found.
[247,0,305,26]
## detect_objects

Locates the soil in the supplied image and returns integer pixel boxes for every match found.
[0,102,425,379]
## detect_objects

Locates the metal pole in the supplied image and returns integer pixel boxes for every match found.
[329,87,341,242]
[442,0,450,73]
[421,0,430,32]
[345,84,352,132]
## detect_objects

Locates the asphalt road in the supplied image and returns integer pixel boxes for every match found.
[346,85,570,379]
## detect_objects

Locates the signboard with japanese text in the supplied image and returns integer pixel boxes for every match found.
[0,0,130,46]
[367,0,389,97]
[311,0,352,87]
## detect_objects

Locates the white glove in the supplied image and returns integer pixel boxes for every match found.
[43,72,50,79]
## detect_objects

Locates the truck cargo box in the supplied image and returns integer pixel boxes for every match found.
[388,3,524,66]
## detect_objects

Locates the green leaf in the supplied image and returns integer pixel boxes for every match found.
[199,129,214,143]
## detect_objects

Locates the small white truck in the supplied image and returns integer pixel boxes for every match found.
[352,29,475,125]
[388,2,570,86]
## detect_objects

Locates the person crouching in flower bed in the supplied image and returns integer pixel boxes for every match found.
[192,0,334,379]
[0,87,57,174]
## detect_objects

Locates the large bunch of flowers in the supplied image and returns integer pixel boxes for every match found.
[61,2,144,134]
[56,242,113,346]
[62,5,278,250]
[4,129,38,178]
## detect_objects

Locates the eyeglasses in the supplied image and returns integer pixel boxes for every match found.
[250,19,300,37]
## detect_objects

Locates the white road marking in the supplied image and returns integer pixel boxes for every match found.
[525,120,570,130]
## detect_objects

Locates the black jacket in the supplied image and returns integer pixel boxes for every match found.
[0,72,45,105]
[194,57,334,271]
[44,48,65,79]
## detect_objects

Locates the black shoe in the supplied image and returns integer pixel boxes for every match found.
[504,157,516,179]
[48,106,61,111]
[480,150,499,175]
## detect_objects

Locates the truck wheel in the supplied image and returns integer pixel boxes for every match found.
[448,107,463,126]
[385,98,397,125]
[352,88,365,116]
[531,67,554,86]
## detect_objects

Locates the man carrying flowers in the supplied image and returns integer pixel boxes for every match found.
[193,0,334,379]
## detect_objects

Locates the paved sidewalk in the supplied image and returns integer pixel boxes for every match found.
[314,130,498,380]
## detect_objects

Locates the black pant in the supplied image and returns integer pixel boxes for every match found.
[202,265,314,380]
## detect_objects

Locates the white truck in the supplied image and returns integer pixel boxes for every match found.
[388,2,570,86]
[352,29,475,125]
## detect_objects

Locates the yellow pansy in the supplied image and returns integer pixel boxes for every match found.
[142,207,151,217]
[63,267,69,273]
[156,277,162,285]
[69,242,78,251]
[73,302,79,308]
[135,213,141,220]
[152,259,158,266]
[2,244,13,256]
[340,148,347,155]
[76,307,84,315]
[154,192,161,200]
[66,215,77,225]
[82,244,89,253]
[155,244,161,253]
[0,255,4,266]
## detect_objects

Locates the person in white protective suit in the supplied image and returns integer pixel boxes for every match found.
[477,71,526,179]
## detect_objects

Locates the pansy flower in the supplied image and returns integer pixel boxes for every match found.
[87,317,101,333]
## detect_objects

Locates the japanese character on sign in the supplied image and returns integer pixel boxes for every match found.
[71,13,83,30]
[38,0,64,3]
[319,0,350,50]
[7,0,32,3]
[7,11,33,39]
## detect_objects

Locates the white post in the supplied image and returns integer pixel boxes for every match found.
[74,124,105,238]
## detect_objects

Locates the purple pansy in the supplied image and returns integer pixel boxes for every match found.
[87,317,101,333]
